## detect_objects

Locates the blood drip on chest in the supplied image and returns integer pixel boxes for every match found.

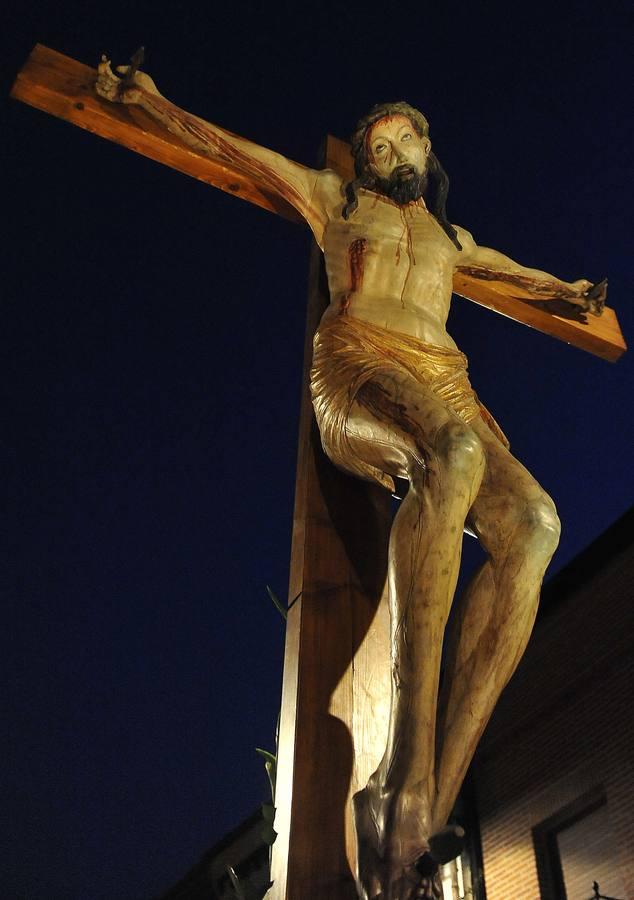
[341,238,368,314]
[396,205,417,308]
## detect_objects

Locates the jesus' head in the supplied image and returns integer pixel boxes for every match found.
[366,113,431,205]
[343,101,461,249]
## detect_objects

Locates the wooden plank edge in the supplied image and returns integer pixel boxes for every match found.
[456,290,626,363]
[453,278,627,363]
[10,44,304,225]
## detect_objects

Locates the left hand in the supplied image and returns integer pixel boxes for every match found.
[570,278,607,316]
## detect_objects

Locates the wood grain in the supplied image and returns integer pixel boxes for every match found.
[10,44,304,224]
[452,273,626,362]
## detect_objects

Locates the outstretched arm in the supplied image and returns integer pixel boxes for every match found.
[95,57,341,245]
[453,225,606,315]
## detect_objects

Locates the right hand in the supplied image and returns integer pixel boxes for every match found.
[96,56,161,105]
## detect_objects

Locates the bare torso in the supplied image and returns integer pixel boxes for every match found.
[320,188,460,350]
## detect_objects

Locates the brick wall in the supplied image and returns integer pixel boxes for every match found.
[473,516,634,900]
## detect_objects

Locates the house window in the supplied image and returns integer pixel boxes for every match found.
[532,788,626,900]
[438,780,487,900]
[440,852,475,899]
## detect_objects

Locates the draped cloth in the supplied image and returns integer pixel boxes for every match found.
[310,314,509,492]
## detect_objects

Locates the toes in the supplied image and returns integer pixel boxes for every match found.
[428,824,465,865]
[414,879,434,899]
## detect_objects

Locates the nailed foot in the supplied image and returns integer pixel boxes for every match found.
[353,786,436,899]
[353,784,466,899]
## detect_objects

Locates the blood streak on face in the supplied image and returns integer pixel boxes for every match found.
[367,115,429,181]
[341,238,368,314]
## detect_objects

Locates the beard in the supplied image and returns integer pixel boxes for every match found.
[374,165,428,205]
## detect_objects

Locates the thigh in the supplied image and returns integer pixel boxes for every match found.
[345,368,470,482]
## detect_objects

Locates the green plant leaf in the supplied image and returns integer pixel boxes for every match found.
[255,748,277,799]
[265,760,275,798]
[255,748,276,766]
[260,803,277,845]
[226,865,247,900]
[261,802,276,823]
[265,586,302,620]
[260,822,278,846]
[265,585,288,620]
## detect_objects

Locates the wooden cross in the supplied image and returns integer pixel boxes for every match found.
[11,44,627,900]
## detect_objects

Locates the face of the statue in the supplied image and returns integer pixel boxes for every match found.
[367,114,431,204]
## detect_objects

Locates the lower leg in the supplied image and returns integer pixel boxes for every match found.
[355,424,485,895]
[433,481,560,831]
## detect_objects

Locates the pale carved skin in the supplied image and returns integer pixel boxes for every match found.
[97,61,604,900]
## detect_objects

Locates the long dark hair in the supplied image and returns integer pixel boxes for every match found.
[343,101,461,250]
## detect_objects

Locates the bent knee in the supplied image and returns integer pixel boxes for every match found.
[434,421,485,479]
[512,493,561,555]
[530,494,561,549]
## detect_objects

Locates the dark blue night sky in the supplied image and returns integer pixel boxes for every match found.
[3,1,633,897]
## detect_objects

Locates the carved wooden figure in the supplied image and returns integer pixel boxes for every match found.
[94,63,611,899]
[11,45,626,900]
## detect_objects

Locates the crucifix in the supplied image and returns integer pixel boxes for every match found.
[11,44,626,900]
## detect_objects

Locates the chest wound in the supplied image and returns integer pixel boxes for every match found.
[341,238,368,314]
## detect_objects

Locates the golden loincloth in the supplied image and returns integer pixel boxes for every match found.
[310,314,509,492]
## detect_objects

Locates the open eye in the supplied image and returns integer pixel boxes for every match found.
[374,142,387,154]
[401,133,412,141]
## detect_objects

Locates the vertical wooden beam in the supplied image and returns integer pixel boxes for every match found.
[270,139,393,899]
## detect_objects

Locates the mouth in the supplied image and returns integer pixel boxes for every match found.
[394,164,416,180]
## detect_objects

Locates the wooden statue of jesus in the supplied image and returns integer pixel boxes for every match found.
[96,59,606,900]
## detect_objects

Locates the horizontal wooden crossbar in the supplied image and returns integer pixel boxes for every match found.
[11,44,626,361]
[10,43,304,223]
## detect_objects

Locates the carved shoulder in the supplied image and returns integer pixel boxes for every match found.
[309,169,346,248]
[451,224,477,257]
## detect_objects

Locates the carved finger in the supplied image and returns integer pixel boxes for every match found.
[585,278,607,316]
[97,58,117,90]
[95,56,131,102]
[98,56,117,79]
